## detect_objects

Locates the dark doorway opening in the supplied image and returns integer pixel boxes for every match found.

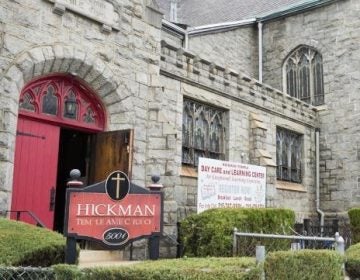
[54,128,92,233]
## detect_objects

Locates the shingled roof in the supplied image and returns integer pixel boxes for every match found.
[156,0,318,27]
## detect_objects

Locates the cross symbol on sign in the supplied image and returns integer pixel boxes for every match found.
[111,173,126,199]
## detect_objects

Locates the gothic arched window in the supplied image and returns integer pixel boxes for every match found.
[19,75,105,130]
[283,46,324,106]
[182,98,225,167]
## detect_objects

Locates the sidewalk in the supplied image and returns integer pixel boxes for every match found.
[78,249,141,268]
[78,260,141,268]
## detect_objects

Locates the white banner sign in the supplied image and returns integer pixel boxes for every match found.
[197,158,266,213]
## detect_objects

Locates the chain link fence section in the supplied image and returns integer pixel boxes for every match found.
[0,267,55,280]
[232,228,345,257]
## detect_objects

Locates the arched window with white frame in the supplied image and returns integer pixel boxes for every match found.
[283,46,324,106]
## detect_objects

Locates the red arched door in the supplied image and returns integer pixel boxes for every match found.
[11,74,106,229]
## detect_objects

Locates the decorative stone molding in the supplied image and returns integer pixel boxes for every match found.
[46,0,120,32]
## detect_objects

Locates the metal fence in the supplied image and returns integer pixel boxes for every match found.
[232,228,345,257]
[0,267,54,280]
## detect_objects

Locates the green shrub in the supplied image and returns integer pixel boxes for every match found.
[348,208,360,244]
[179,208,295,257]
[0,218,70,266]
[345,242,360,278]
[53,264,82,280]
[264,250,343,280]
[53,257,262,280]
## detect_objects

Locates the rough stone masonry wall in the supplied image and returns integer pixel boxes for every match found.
[261,0,360,214]
[160,40,318,222]
[0,0,163,235]
[187,25,258,77]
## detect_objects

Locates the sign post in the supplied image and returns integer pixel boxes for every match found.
[65,169,83,264]
[64,170,163,263]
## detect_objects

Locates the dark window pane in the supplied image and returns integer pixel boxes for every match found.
[182,98,225,167]
[299,55,310,103]
[313,54,324,105]
[19,92,36,112]
[42,85,58,115]
[83,108,95,123]
[276,127,302,183]
[285,46,324,106]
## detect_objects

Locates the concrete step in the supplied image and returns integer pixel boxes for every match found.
[79,250,124,264]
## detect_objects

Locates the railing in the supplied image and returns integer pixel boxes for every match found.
[233,228,345,257]
[1,210,45,228]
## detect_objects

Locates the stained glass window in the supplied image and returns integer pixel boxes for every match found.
[19,92,36,112]
[42,85,58,115]
[182,98,225,167]
[83,107,95,123]
[284,46,324,106]
[18,75,105,129]
[276,127,302,183]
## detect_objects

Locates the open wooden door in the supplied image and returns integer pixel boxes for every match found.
[89,130,133,184]
[11,117,60,228]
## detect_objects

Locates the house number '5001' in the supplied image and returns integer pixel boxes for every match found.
[103,228,129,246]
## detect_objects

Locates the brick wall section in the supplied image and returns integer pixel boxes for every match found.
[261,0,360,213]
[160,40,318,221]
[187,25,258,77]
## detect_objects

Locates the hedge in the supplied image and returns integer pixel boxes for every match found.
[53,257,262,280]
[0,218,70,266]
[179,208,295,257]
[264,250,343,280]
[348,208,360,244]
[345,242,360,278]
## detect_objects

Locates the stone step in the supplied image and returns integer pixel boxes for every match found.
[79,250,124,264]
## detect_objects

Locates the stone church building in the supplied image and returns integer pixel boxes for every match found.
[0,0,358,257]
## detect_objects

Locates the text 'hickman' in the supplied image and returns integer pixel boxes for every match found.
[76,204,156,216]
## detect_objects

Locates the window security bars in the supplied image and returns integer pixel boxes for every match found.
[182,98,225,167]
[276,128,302,183]
[284,46,324,106]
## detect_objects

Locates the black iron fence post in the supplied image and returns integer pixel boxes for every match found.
[147,175,163,260]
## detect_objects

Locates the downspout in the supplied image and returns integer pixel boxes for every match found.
[315,128,325,236]
[184,31,189,50]
[258,21,263,83]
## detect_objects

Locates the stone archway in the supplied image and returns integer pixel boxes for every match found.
[0,44,133,214]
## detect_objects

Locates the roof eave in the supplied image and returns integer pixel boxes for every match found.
[257,0,342,22]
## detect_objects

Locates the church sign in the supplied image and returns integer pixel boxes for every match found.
[64,171,163,250]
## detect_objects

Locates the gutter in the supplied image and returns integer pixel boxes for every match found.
[162,19,188,49]
[187,18,256,35]
[162,19,187,35]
